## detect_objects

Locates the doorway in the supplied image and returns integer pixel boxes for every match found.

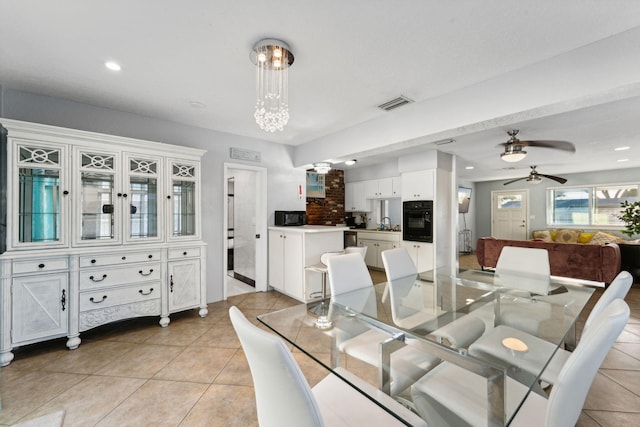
[491,189,529,240]
[223,163,267,298]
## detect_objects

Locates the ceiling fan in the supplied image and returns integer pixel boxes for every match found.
[503,165,567,186]
[499,129,576,162]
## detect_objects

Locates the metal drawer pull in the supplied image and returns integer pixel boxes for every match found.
[139,269,154,276]
[61,289,66,311]
[90,295,108,303]
[139,288,154,296]
[183,251,188,256]
[38,263,45,269]
[89,274,108,282]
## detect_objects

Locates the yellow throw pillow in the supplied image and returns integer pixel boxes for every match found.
[531,230,553,242]
[589,231,623,244]
[554,228,582,243]
[578,232,595,244]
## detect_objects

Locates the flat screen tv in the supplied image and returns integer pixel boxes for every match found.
[458,187,472,214]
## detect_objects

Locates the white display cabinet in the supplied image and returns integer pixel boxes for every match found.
[0,119,207,366]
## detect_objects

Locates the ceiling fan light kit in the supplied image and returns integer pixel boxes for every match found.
[503,165,567,186]
[313,162,332,174]
[499,129,576,163]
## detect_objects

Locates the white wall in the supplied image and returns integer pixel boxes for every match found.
[1,88,306,302]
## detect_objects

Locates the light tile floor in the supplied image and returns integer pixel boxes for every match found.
[1,257,639,426]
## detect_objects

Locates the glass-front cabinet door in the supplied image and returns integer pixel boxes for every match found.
[13,141,69,249]
[125,154,162,243]
[168,160,200,241]
[74,148,120,245]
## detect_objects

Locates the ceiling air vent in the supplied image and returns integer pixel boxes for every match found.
[377,95,413,111]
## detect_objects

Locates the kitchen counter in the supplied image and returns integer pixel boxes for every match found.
[356,229,401,235]
[269,225,349,233]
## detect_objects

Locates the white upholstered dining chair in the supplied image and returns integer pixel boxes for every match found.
[380,247,486,349]
[495,246,551,295]
[326,252,440,396]
[411,299,630,427]
[228,306,426,427]
[469,270,634,386]
[380,247,417,281]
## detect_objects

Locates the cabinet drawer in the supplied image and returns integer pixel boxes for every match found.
[168,247,201,260]
[79,251,161,268]
[13,258,69,274]
[80,283,159,311]
[80,263,161,290]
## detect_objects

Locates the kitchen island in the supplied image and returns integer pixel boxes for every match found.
[268,225,348,302]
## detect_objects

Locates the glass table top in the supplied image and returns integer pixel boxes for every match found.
[258,267,595,426]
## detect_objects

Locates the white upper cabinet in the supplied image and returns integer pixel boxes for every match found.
[363,177,401,199]
[74,146,122,246]
[3,120,204,251]
[124,153,163,244]
[11,139,70,250]
[167,159,201,242]
[401,170,434,201]
[345,181,369,212]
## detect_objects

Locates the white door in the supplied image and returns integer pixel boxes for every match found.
[491,190,528,240]
[224,163,267,298]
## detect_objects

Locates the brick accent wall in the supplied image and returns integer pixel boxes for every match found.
[306,169,345,225]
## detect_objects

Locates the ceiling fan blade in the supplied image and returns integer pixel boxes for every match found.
[520,140,576,153]
[539,173,567,184]
[503,176,528,186]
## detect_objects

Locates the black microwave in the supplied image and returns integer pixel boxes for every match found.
[275,211,307,226]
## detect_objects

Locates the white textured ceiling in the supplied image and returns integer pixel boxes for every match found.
[2,1,640,182]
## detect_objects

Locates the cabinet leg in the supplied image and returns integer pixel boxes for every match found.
[199,306,208,318]
[66,335,81,350]
[1,350,14,366]
[159,316,170,327]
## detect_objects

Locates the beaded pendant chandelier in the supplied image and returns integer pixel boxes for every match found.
[250,39,295,132]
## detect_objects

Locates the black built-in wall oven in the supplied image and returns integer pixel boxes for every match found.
[402,200,433,242]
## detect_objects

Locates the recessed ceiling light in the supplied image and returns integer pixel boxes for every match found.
[465,166,474,170]
[189,101,206,109]
[614,146,630,151]
[618,158,630,162]
[344,159,357,166]
[105,61,121,71]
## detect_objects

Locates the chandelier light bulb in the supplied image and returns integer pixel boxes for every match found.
[273,59,282,68]
[257,52,267,62]
[273,49,282,58]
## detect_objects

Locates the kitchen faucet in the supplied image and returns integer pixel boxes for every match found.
[382,216,392,230]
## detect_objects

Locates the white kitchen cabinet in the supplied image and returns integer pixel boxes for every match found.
[345,181,369,212]
[0,119,207,366]
[268,229,304,299]
[363,177,401,199]
[401,170,434,201]
[401,241,434,272]
[391,176,402,197]
[357,231,401,269]
[268,226,346,302]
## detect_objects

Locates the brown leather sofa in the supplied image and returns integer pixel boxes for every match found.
[476,237,621,285]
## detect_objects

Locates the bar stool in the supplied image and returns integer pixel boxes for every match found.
[308,252,344,325]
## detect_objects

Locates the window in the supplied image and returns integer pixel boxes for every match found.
[497,194,522,209]
[548,184,638,228]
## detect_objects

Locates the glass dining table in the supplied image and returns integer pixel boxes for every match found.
[257,267,596,426]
